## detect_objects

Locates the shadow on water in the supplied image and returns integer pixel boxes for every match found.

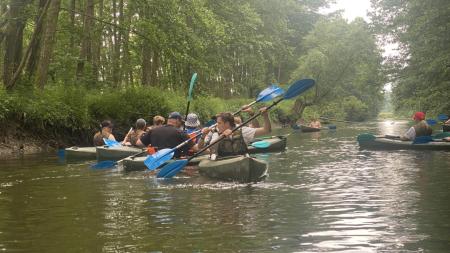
[0,120,449,252]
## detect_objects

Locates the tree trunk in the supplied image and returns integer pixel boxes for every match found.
[2,0,30,89]
[141,43,152,86]
[76,0,95,80]
[91,0,103,82]
[6,0,50,89]
[69,0,76,49]
[25,0,47,78]
[35,0,61,89]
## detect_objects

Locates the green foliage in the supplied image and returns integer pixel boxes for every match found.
[290,17,384,120]
[371,0,450,115]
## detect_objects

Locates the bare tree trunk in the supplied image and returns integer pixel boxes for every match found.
[25,0,47,78]
[35,0,61,89]
[2,0,30,89]
[111,0,122,87]
[76,0,95,80]
[91,0,103,82]
[141,43,152,86]
[6,0,50,89]
[69,0,76,49]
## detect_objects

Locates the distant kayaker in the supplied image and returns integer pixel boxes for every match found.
[93,120,116,146]
[198,107,271,158]
[136,112,194,158]
[309,118,322,129]
[400,111,432,141]
[122,118,146,146]
[147,115,165,131]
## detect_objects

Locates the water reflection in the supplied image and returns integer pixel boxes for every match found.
[0,121,449,252]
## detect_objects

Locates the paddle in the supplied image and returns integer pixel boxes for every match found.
[156,78,315,178]
[103,138,121,147]
[183,73,198,131]
[91,149,147,169]
[143,84,285,171]
[438,114,449,121]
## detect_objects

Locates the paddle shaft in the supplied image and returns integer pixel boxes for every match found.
[320,117,353,123]
[190,97,283,161]
[183,101,191,131]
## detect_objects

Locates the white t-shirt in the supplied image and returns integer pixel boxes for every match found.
[403,127,416,141]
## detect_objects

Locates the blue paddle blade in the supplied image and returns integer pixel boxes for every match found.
[57,149,65,158]
[103,138,121,147]
[438,114,449,121]
[144,148,175,171]
[426,119,437,126]
[284,79,315,99]
[91,160,117,169]
[251,140,271,148]
[188,73,198,101]
[256,84,285,102]
[157,159,189,178]
[413,135,433,144]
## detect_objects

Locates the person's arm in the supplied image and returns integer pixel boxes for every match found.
[253,107,271,137]
[108,134,116,141]
[400,127,415,141]
[241,105,260,128]
[136,131,151,147]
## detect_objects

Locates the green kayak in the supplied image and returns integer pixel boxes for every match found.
[65,146,97,160]
[96,146,143,161]
[357,134,450,151]
[248,135,287,154]
[198,156,268,183]
[121,154,209,171]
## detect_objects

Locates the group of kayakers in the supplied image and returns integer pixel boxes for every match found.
[93,105,272,159]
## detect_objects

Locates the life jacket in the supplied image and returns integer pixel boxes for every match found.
[93,130,111,146]
[413,120,432,137]
[129,129,145,146]
[217,130,248,157]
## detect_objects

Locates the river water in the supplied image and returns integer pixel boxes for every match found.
[1,120,449,252]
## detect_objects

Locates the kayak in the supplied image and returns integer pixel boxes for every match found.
[248,135,287,154]
[198,156,268,183]
[121,154,209,171]
[96,146,143,161]
[291,124,321,132]
[357,134,450,151]
[65,146,97,160]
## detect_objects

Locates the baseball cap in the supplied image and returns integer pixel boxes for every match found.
[168,112,183,120]
[413,111,425,121]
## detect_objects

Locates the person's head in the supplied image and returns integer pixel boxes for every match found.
[167,112,183,128]
[234,116,242,125]
[101,120,113,132]
[153,115,165,126]
[217,112,235,132]
[413,111,425,122]
[185,113,201,128]
[135,118,146,130]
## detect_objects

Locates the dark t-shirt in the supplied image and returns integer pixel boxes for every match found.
[140,125,193,158]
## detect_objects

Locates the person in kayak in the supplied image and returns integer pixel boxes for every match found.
[198,107,271,158]
[147,115,165,131]
[93,120,116,146]
[184,113,202,143]
[122,118,147,146]
[309,118,322,129]
[136,112,194,158]
[400,111,433,141]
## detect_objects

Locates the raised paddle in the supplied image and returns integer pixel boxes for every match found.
[156,78,315,178]
[143,84,285,171]
[183,73,198,130]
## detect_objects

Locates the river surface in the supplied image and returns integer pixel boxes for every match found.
[1,121,449,252]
